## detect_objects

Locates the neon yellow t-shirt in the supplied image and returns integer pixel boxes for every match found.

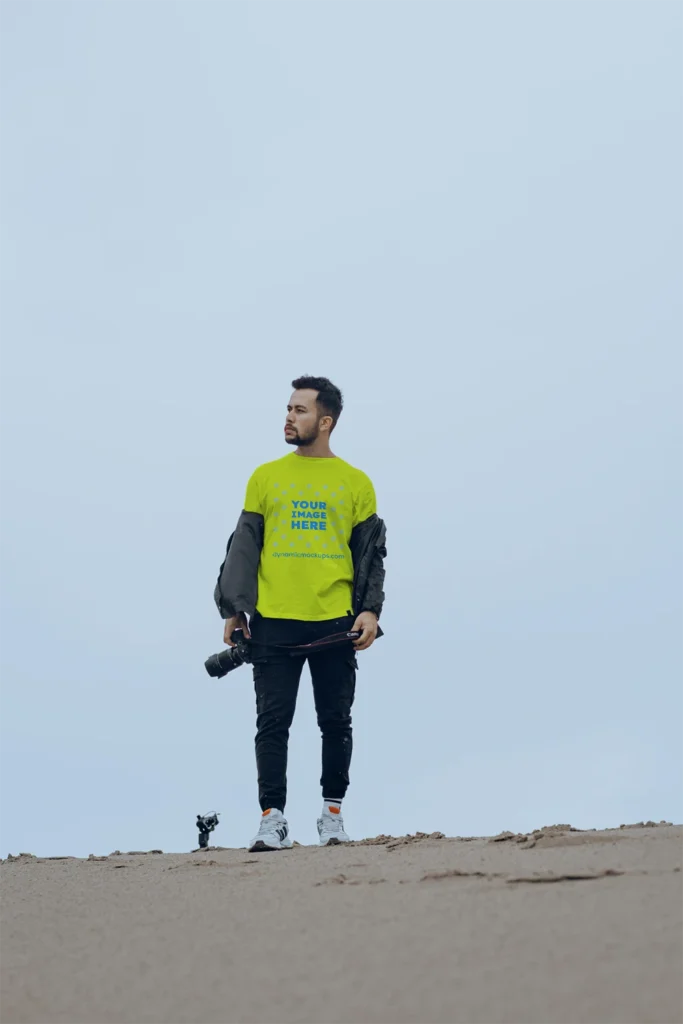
[243,453,377,621]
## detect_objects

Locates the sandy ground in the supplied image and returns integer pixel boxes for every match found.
[1,823,681,1024]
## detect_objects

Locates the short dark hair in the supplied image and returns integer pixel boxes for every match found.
[291,376,344,431]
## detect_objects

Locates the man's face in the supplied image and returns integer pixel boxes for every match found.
[284,389,327,447]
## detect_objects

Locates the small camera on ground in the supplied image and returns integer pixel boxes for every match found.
[196,812,220,849]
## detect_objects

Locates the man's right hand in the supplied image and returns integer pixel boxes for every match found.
[223,612,251,646]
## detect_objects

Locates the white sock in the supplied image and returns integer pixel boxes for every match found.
[323,799,342,815]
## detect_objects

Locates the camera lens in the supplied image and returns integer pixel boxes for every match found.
[204,647,245,678]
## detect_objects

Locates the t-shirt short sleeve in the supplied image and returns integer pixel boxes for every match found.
[353,472,377,527]
[243,469,263,515]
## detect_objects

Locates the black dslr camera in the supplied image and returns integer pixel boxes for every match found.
[204,629,252,678]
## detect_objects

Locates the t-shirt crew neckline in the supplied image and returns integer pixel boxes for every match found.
[291,454,339,462]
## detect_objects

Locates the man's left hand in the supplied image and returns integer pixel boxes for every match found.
[352,611,378,651]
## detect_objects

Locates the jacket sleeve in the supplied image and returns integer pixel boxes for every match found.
[350,515,387,620]
[362,541,386,618]
[213,511,264,619]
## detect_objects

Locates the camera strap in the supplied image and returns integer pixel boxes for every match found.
[277,630,362,656]
[247,626,384,659]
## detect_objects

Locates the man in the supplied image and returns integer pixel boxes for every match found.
[214,376,387,852]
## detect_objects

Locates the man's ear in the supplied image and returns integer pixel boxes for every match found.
[319,415,333,435]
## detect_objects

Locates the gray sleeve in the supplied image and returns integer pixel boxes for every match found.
[362,542,386,618]
[213,511,264,619]
[350,515,387,619]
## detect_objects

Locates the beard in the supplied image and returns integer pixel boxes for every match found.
[285,425,319,447]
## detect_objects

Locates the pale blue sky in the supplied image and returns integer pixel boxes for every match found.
[1,1,681,857]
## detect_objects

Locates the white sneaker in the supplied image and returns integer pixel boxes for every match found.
[249,809,294,852]
[317,806,351,846]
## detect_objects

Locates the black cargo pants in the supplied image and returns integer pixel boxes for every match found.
[249,613,358,813]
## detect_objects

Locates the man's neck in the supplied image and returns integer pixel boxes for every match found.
[294,440,335,459]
